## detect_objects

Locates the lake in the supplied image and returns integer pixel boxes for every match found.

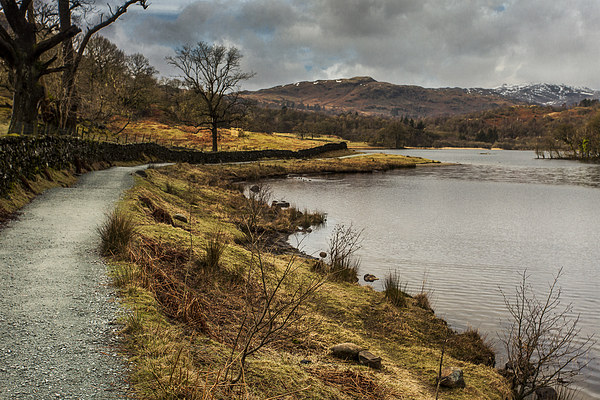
[266,149,600,399]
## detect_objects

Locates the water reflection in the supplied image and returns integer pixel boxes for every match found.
[269,150,600,400]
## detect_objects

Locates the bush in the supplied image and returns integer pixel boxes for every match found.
[383,272,408,308]
[98,210,137,258]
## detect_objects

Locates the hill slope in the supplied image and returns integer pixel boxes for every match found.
[241,77,519,118]
[241,77,600,118]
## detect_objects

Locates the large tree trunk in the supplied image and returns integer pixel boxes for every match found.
[211,122,218,152]
[9,63,44,134]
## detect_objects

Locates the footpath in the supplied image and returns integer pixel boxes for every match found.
[0,165,145,399]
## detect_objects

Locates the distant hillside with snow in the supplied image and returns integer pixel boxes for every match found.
[474,83,600,106]
[241,77,600,118]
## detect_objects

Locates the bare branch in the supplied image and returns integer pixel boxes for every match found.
[500,269,595,399]
[34,23,80,58]
[73,0,148,71]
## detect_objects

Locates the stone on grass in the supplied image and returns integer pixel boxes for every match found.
[331,343,364,360]
[173,214,188,223]
[438,367,465,388]
[358,350,382,369]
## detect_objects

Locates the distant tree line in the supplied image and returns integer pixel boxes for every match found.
[239,106,436,147]
[425,103,600,153]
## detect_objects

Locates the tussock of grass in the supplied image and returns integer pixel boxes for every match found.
[197,231,227,272]
[384,272,409,308]
[414,292,432,312]
[98,210,137,258]
[106,161,509,400]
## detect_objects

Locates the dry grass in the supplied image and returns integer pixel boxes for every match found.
[309,368,390,400]
[109,117,370,151]
[384,272,408,308]
[98,210,138,258]
[106,161,510,400]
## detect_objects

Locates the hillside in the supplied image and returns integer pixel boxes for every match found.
[426,102,600,149]
[474,83,600,106]
[241,77,519,118]
[241,77,600,119]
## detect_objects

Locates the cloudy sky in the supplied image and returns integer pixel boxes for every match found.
[103,0,600,91]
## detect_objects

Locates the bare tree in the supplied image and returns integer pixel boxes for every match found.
[167,42,255,151]
[58,0,150,129]
[0,0,148,133]
[500,269,595,400]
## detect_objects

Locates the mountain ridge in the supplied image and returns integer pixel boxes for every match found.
[241,77,600,118]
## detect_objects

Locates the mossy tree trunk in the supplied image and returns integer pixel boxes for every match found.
[8,40,46,134]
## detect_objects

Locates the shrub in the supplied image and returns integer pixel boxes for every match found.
[98,210,137,258]
[383,272,408,308]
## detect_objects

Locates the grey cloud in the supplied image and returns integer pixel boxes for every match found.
[104,0,600,90]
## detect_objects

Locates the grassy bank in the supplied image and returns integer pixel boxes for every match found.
[108,119,372,151]
[105,154,509,399]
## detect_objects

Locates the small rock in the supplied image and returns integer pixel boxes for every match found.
[249,185,260,193]
[319,251,327,259]
[438,367,465,389]
[363,274,379,282]
[331,343,364,360]
[173,214,188,223]
[358,350,382,369]
[134,169,147,178]
[300,359,312,365]
[535,387,558,400]
[272,200,290,208]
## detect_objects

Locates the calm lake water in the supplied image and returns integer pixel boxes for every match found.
[267,149,600,399]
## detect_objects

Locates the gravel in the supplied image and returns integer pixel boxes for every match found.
[0,165,147,399]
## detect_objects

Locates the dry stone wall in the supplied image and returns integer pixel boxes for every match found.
[0,136,347,196]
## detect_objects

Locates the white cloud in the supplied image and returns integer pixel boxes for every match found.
[103,0,600,90]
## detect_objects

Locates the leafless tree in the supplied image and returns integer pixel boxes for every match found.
[76,35,156,127]
[0,0,148,133]
[500,269,595,400]
[167,42,255,151]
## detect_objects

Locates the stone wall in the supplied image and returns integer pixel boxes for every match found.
[0,136,347,196]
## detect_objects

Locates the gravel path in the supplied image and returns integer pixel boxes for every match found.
[0,166,146,399]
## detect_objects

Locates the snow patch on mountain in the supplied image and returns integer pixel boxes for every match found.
[482,83,600,106]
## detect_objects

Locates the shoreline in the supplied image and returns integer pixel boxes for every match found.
[107,154,510,399]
